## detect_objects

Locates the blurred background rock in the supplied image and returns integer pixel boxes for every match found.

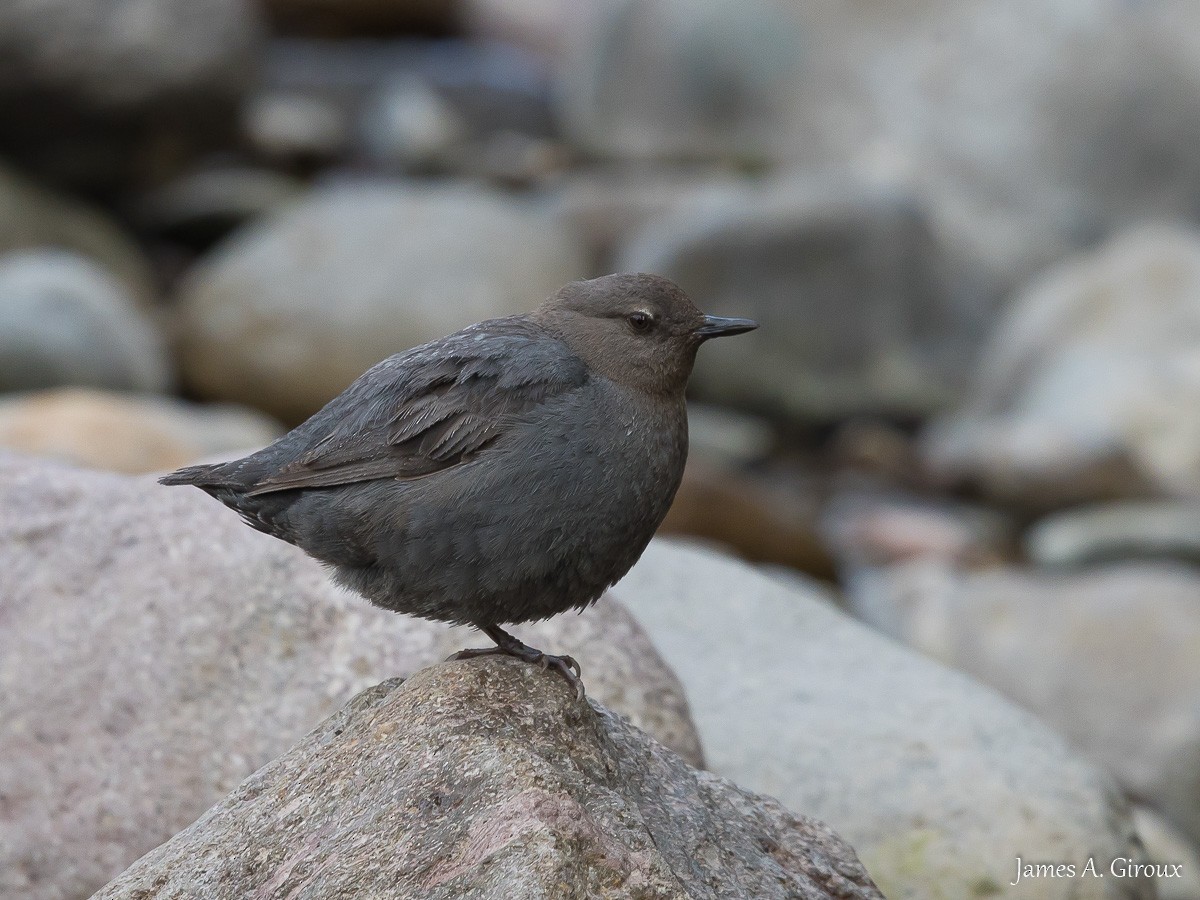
[2,0,1200,897]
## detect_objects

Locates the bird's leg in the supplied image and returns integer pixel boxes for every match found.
[450,624,584,699]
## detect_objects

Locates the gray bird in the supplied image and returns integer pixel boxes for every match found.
[160,272,756,698]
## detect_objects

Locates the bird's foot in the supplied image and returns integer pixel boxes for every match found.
[449,625,585,700]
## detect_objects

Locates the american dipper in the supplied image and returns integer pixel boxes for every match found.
[160,273,756,698]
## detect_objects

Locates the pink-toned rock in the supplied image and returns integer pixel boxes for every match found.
[94,661,882,900]
[0,453,700,900]
[0,388,282,474]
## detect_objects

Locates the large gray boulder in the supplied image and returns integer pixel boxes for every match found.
[0,454,699,900]
[850,558,1200,850]
[614,540,1153,899]
[618,177,987,422]
[94,659,883,900]
[0,250,172,394]
[0,163,155,302]
[173,180,588,423]
[924,225,1200,509]
[0,0,258,109]
[0,0,262,190]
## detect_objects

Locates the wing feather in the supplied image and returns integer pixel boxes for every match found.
[244,320,586,496]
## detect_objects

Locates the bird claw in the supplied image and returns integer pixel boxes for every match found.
[535,652,585,701]
[449,633,585,701]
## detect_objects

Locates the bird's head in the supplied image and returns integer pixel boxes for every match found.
[533,273,757,396]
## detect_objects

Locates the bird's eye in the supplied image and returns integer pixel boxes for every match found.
[627,311,654,333]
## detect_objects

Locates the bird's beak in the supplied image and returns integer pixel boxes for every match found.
[694,314,759,339]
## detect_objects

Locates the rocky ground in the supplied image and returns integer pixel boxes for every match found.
[0,454,702,899]
[94,659,883,900]
[3,0,1200,898]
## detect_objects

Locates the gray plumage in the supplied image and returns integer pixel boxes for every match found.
[161,273,756,695]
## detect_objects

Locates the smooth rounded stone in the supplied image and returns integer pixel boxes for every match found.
[1026,501,1200,568]
[0,0,259,108]
[560,0,806,163]
[173,180,588,423]
[0,250,172,394]
[0,163,154,302]
[1132,806,1200,900]
[618,177,985,422]
[0,0,261,190]
[0,453,701,900]
[0,388,283,475]
[358,76,469,172]
[613,539,1152,900]
[850,559,1200,851]
[94,661,882,900]
[242,90,351,162]
[924,225,1200,509]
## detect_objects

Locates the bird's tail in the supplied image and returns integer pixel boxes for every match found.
[159,459,285,537]
[158,462,236,489]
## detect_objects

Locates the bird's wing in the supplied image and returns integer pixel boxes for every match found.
[244,320,587,495]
